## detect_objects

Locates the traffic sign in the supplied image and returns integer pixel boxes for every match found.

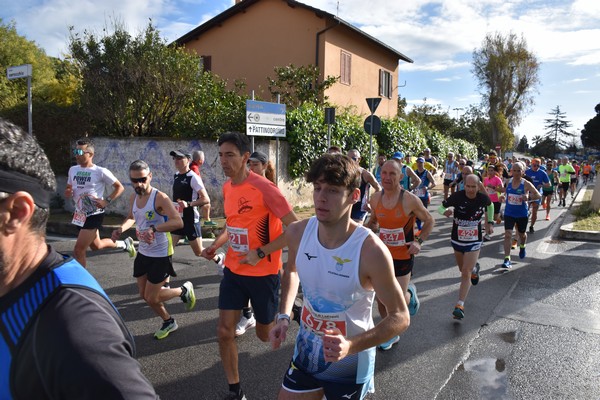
[246,100,286,137]
[6,64,32,80]
[364,115,381,135]
[366,98,381,114]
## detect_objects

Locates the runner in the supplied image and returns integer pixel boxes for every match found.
[112,160,196,339]
[269,153,409,400]
[190,150,217,226]
[201,132,298,400]
[525,158,550,233]
[483,164,504,241]
[501,162,542,269]
[169,149,223,265]
[347,149,381,224]
[582,161,592,185]
[570,160,580,197]
[365,159,434,350]
[0,119,158,399]
[391,151,421,191]
[443,152,460,200]
[557,157,576,207]
[373,153,386,184]
[542,160,558,221]
[413,157,436,233]
[65,138,135,267]
[439,174,493,319]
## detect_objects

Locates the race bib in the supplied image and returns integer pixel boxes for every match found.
[227,226,249,253]
[173,202,183,216]
[486,186,496,195]
[414,187,426,197]
[71,211,86,227]
[300,304,347,336]
[379,227,406,246]
[457,225,478,241]
[507,193,523,206]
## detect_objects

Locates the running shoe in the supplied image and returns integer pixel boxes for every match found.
[215,253,225,276]
[545,215,550,221]
[124,236,136,258]
[502,258,512,269]
[224,390,247,400]
[511,239,518,249]
[483,233,491,242]
[407,283,420,316]
[378,335,400,351]
[529,225,535,233]
[235,314,256,336]
[154,319,178,339]
[204,220,218,227]
[519,246,526,259]
[452,305,465,320]
[180,281,196,311]
[471,263,480,286]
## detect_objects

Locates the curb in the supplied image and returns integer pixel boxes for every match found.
[559,183,600,242]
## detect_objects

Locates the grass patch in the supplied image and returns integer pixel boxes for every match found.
[572,188,600,231]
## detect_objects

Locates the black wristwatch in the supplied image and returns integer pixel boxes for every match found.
[256,248,266,259]
[150,225,157,233]
[415,236,423,245]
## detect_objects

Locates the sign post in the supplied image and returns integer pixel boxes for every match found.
[7,64,33,135]
[365,98,382,171]
[246,100,286,138]
[324,107,335,149]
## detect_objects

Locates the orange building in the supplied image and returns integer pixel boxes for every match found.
[174,0,413,118]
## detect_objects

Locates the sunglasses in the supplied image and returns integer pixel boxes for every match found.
[73,149,91,156]
[459,163,465,166]
[173,156,186,160]
[130,176,149,183]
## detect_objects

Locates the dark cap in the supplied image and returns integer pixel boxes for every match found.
[249,151,268,164]
[416,157,425,163]
[170,149,191,159]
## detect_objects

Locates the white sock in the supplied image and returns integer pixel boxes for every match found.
[115,240,126,249]
[457,300,465,307]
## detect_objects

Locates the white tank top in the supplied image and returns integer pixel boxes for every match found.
[293,217,376,385]
[132,188,173,257]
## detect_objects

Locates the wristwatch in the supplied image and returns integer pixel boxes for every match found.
[256,248,266,259]
[277,313,291,323]
[415,236,423,245]
[150,225,157,233]
[106,196,112,203]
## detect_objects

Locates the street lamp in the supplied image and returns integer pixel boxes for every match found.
[453,107,464,119]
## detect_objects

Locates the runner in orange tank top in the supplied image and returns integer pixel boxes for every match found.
[366,160,435,350]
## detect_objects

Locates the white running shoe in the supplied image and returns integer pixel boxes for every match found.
[235,314,256,336]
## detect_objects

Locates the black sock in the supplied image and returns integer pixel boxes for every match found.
[242,307,252,319]
[229,383,241,395]
[164,317,173,323]
[180,285,187,296]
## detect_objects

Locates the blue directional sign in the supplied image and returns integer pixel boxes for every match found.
[246,100,286,137]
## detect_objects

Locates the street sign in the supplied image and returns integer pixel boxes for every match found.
[366,98,381,114]
[246,100,286,137]
[6,64,32,80]
[324,107,335,124]
[495,144,501,151]
[364,115,381,135]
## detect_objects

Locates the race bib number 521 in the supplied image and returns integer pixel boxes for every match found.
[227,226,249,253]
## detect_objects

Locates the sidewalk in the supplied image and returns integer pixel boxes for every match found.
[559,182,600,242]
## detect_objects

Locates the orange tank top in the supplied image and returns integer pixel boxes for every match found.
[374,189,415,260]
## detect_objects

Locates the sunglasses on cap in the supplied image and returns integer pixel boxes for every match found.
[130,175,149,183]
[73,149,91,156]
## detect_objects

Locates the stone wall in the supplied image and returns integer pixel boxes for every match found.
[58,137,313,216]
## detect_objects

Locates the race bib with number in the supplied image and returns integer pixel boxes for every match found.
[414,187,426,197]
[457,225,479,241]
[507,193,523,206]
[227,226,249,253]
[379,227,406,247]
[71,211,86,227]
[300,304,347,336]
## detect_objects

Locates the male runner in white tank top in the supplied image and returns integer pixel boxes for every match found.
[269,154,409,400]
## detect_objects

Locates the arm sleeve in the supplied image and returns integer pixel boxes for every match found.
[18,289,158,399]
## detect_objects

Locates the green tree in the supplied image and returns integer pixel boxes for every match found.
[267,64,338,109]
[69,20,202,137]
[0,19,68,109]
[581,103,600,149]
[472,32,540,150]
[544,105,573,157]
[407,100,455,136]
[516,135,528,152]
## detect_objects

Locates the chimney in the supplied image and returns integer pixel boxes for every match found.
[235,0,243,3]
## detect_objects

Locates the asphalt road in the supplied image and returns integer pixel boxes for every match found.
[47,191,600,400]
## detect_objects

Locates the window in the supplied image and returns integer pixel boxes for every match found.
[340,51,351,85]
[199,55,212,72]
[379,69,392,98]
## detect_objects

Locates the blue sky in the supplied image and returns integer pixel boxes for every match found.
[3,0,599,147]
